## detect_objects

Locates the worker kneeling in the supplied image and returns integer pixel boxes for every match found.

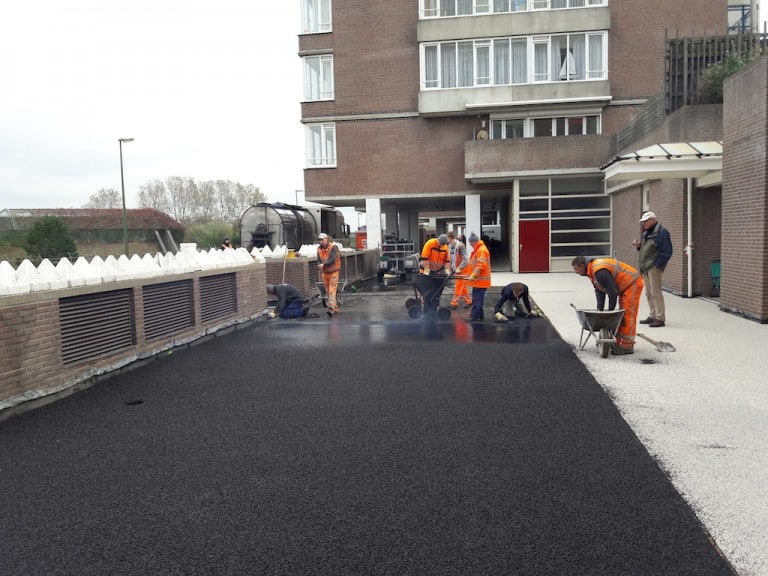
[266,283,310,319]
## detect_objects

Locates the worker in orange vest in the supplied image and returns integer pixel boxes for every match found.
[467,232,491,322]
[447,230,472,309]
[417,234,450,317]
[317,232,341,317]
[571,255,645,355]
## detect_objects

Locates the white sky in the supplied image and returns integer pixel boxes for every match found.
[0,0,307,210]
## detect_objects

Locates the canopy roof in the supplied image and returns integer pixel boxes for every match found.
[601,141,723,182]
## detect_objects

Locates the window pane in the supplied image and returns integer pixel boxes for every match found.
[520,179,548,196]
[520,198,549,212]
[533,118,552,136]
[491,120,504,139]
[474,0,490,13]
[424,45,439,88]
[568,117,583,135]
[457,42,474,87]
[305,57,321,100]
[511,39,527,83]
[507,119,524,138]
[441,42,457,87]
[440,0,456,16]
[533,41,549,81]
[321,57,334,99]
[476,43,490,84]
[494,0,510,12]
[570,34,585,80]
[586,115,599,134]
[555,117,566,135]
[588,33,604,78]
[494,39,510,84]
[423,0,438,17]
[458,0,473,13]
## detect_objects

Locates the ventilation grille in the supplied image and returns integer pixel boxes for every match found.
[199,273,237,323]
[143,280,194,342]
[59,290,135,366]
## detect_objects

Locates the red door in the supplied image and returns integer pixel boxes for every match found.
[519,220,550,272]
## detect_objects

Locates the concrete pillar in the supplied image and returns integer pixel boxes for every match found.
[465,194,482,242]
[365,198,382,250]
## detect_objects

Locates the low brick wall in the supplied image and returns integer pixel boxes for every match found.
[0,262,267,419]
[0,250,380,418]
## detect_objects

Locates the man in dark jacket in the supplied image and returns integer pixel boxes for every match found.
[633,211,673,327]
[493,282,538,321]
[266,283,309,319]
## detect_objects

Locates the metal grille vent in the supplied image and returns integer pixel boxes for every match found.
[143,280,194,342]
[59,290,135,366]
[199,273,237,323]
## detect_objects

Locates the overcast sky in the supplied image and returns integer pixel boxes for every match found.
[0,0,307,211]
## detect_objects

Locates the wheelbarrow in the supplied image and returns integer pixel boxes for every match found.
[570,303,625,358]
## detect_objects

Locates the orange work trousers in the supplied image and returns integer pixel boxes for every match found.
[451,278,472,306]
[616,278,644,348]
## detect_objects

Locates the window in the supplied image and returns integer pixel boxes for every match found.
[302,0,331,33]
[420,0,603,16]
[421,32,606,89]
[491,119,524,139]
[489,115,600,138]
[304,55,334,101]
[306,123,336,167]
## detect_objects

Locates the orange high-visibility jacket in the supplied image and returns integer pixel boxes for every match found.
[468,240,491,288]
[587,258,641,293]
[420,238,449,273]
[317,242,341,273]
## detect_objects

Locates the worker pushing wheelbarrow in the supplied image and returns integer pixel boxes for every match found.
[405,234,454,321]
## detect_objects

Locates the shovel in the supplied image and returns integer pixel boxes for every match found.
[636,332,676,352]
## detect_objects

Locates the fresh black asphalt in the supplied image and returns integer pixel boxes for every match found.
[0,290,737,575]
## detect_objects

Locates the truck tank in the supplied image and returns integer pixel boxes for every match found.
[239,202,349,250]
[239,203,317,251]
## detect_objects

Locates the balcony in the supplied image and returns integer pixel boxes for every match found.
[464,133,612,182]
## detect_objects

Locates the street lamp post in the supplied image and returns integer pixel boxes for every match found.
[118,138,134,256]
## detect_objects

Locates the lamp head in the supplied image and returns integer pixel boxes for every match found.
[119,138,135,143]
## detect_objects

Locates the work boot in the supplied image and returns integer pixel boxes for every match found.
[610,345,634,355]
[448,302,458,310]
[649,319,665,327]
[639,317,654,324]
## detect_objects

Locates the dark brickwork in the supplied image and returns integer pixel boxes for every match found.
[722,56,768,320]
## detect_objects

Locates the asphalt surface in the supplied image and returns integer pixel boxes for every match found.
[0,287,738,575]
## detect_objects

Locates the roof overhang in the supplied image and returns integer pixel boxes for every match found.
[601,141,723,183]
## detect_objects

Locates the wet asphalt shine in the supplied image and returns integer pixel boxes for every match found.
[0,284,737,575]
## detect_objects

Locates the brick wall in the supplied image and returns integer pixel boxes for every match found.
[0,263,268,418]
[722,56,768,321]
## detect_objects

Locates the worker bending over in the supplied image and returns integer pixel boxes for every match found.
[493,282,539,322]
[418,234,450,317]
[571,255,644,355]
[266,283,309,319]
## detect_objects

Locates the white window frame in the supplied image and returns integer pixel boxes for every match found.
[420,0,605,17]
[302,0,332,34]
[420,31,606,89]
[306,123,336,168]
[303,54,334,101]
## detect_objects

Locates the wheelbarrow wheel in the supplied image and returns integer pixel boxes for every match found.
[599,328,611,358]
[405,297,419,310]
[437,307,451,321]
[408,306,423,319]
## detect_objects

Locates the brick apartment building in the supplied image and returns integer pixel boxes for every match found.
[297,1,768,320]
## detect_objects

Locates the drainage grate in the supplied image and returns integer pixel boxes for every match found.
[143,280,194,341]
[59,290,135,366]
[199,273,237,323]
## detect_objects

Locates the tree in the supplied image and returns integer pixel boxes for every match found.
[696,52,760,104]
[137,179,171,214]
[23,216,78,261]
[135,176,265,224]
[83,188,121,209]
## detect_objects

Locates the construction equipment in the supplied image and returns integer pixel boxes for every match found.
[636,332,676,352]
[570,303,626,359]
